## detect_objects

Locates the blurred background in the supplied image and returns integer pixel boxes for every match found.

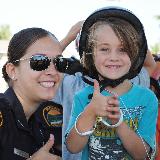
[0,0,160,92]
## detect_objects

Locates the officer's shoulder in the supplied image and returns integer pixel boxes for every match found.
[0,93,10,130]
[0,93,11,110]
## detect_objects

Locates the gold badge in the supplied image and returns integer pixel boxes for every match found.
[0,111,3,127]
[41,101,63,127]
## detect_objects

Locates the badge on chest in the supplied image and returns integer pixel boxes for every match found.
[37,101,63,128]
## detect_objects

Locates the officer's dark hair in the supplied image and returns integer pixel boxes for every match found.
[2,27,58,85]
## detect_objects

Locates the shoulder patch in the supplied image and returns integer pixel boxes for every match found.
[37,101,63,127]
[0,111,3,127]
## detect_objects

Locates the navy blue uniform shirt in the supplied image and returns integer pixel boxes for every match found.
[0,87,62,160]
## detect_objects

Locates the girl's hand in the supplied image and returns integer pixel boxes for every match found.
[106,95,121,125]
[89,80,121,124]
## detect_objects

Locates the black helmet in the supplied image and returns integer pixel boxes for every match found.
[79,6,148,88]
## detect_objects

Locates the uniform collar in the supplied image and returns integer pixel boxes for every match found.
[4,87,31,132]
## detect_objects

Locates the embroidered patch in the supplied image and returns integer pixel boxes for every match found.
[0,111,3,127]
[42,101,63,127]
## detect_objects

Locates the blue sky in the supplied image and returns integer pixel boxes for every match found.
[0,0,160,57]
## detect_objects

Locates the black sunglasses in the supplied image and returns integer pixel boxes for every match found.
[14,54,64,71]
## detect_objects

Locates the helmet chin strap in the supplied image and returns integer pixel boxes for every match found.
[98,71,131,90]
[82,56,140,90]
[83,69,137,99]
[83,74,128,91]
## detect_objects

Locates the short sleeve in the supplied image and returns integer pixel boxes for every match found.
[65,94,84,135]
[138,92,158,150]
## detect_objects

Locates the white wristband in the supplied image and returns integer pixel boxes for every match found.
[101,109,123,128]
[74,112,95,136]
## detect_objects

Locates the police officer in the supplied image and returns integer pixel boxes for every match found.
[0,27,63,160]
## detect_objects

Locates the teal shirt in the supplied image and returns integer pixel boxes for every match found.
[67,84,158,160]
[54,67,150,160]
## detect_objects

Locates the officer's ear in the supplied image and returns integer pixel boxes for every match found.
[5,63,17,81]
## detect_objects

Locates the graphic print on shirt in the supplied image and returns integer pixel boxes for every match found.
[88,106,144,160]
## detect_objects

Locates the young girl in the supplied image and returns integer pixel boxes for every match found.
[54,20,156,160]
[65,7,158,160]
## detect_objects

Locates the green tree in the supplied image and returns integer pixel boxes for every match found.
[0,25,11,40]
[151,43,160,54]
[155,15,160,20]
[151,15,160,54]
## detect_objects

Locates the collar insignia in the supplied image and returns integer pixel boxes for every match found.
[0,111,3,127]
